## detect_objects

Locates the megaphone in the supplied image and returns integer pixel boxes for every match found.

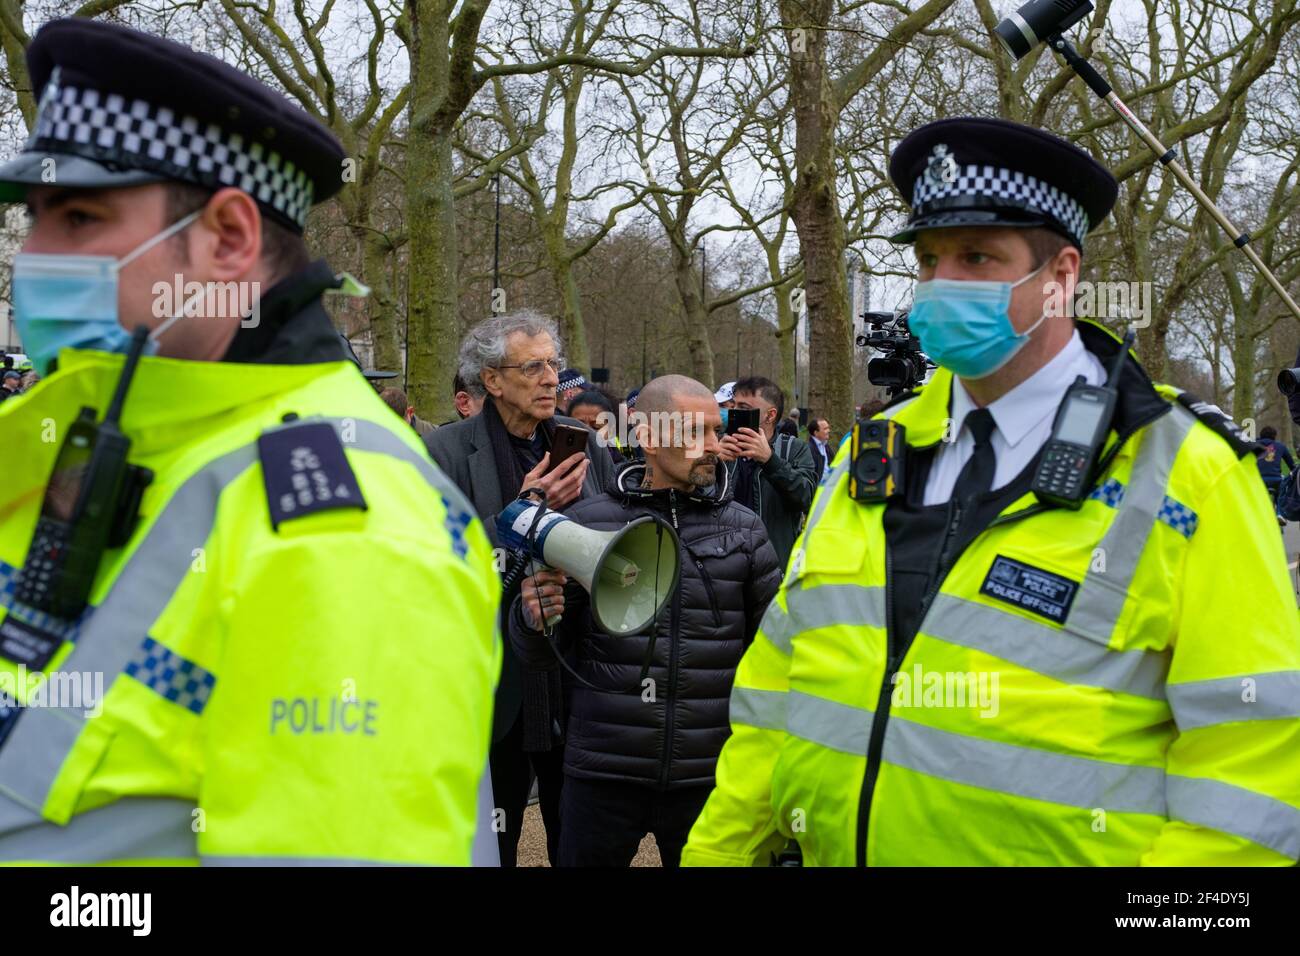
[497,499,680,635]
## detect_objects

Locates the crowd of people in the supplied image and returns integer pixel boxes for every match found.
[0,358,38,402]
[387,310,828,866]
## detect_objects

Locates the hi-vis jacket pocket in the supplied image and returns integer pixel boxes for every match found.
[789,527,869,584]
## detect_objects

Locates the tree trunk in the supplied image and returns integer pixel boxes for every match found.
[783,0,853,438]
[404,2,460,422]
[1231,309,1257,423]
[0,1,32,130]
[359,224,401,374]
[774,278,798,401]
[672,250,715,385]
[539,219,589,369]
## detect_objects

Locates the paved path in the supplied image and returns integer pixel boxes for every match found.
[517,804,662,867]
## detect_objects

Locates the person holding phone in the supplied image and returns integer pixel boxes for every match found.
[717,376,818,573]
[425,310,614,867]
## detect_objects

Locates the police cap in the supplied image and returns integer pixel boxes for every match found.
[888,117,1117,249]
[0,18,346,233]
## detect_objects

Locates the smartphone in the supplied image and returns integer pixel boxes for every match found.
[545,423,589,475]
[725,407,760,436]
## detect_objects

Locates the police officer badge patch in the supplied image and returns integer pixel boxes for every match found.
[980,555,1079,624]
[925,144,959,187]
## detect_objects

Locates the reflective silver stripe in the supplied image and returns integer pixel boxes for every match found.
[0,442,257,812]
[1009,10,1039,49]
[0,416,471,815]
[729,685,788,732]
[1168,775,1300,860]
[202,855,416,866]
[0,797,196,863]
[758,584,885,656]
[787,690,874,756]
[470,755,499,867]
[1068,409,1195,644]
[1167,671,1300,730]
[757,601,797,655]
[799,455,850,547]
[884,717,1168,815]
[924,592,1169,699]
[0,790,41,831]
[342,418,480,527]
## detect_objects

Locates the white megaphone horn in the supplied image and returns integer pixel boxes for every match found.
[497,498,680,634]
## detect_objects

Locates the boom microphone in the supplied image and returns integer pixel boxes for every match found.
[995,0,1094,60]
[995,0,1300,326]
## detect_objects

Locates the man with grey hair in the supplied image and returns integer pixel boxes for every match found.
[509,373,780,866]
[425,309,614,867]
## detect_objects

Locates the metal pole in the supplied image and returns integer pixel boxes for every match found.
[1049,34,1300,323]
[492,173,501,311]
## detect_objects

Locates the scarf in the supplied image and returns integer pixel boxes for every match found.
[483,398,565,752]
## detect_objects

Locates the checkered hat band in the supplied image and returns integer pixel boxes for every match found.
[913,164,1088,243]
[32,83,314,228]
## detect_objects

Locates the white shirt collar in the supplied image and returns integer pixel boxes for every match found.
[949,331,1097,449]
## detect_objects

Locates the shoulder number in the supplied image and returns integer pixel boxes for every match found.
[258,419,369,529]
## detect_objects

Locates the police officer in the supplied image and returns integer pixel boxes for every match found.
[0,19,499,865]
[684,117,1300,866]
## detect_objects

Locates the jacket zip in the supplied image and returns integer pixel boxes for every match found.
[693,555,723,626]
[854,493,1026,866]
[856,542,897,867]
[660,490,682,789]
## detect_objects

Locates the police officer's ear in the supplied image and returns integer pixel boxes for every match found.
[1043,240,1082,291]
[195,186,264,282]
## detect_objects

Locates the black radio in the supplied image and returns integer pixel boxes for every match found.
[12,328,153,619]
[1031,329,1133,509]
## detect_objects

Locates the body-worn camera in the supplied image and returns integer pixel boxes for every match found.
[857,310,932,397]
[850,418,906,502]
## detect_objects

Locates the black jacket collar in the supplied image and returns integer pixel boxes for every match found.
[614,460,732,508]
[1075,320,1170,439]
[220,260,348,365]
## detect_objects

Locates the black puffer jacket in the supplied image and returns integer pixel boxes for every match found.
[508,461,781,789]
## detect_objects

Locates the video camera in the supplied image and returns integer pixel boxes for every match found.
[856,309,932,396]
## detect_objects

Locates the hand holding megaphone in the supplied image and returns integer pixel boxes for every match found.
[497,497,680,636]
[521,568,568,631]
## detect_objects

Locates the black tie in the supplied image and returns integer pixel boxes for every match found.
[953,408,997,505]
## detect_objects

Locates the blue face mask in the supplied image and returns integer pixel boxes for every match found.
[907,261,1049,380]
[11,210,202,376]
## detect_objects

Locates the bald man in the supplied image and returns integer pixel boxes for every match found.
[509,374,781,866]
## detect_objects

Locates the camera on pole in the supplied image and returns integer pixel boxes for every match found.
[857,309,933,397]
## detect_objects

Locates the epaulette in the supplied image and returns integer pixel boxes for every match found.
[257,415,369,530]
[1174,391,1261,459]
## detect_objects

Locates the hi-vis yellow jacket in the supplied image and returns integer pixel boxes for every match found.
[684,340,1300,866]
[0,348,500,865]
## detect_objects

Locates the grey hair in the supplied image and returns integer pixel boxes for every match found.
[457,309,562,384]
